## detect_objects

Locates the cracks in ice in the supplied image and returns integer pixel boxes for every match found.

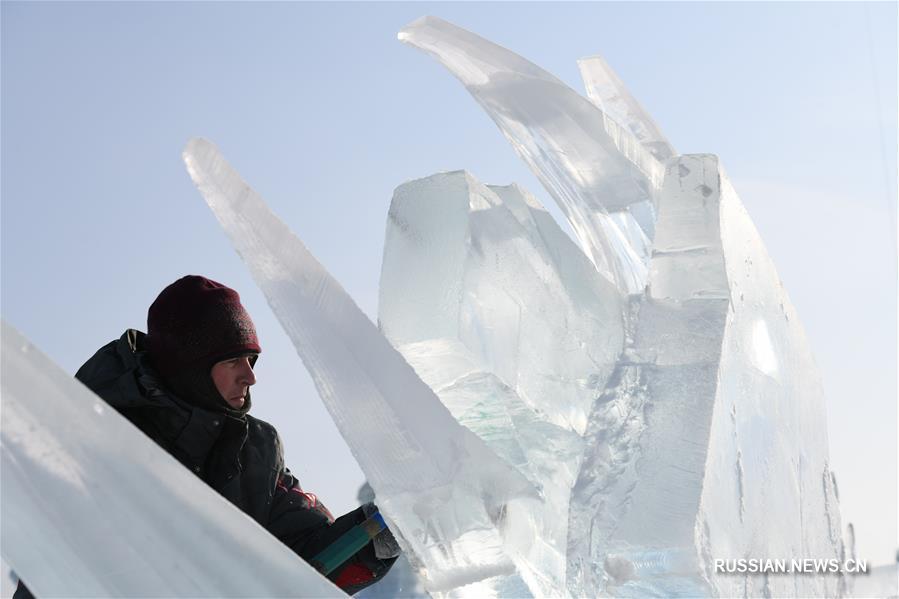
[822,462,840,546]
[731,403,746,524]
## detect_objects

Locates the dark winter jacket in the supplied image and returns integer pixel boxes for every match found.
[14,330,395,598]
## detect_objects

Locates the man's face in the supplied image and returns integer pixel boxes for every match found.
[210,354,257,410]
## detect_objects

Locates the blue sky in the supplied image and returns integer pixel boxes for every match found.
[2,2,896,567]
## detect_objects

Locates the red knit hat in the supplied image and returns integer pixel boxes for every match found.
[146,275,261,384]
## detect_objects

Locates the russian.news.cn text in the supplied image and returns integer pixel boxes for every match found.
[714,558,867,575]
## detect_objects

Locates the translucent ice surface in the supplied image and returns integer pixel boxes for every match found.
[0,322,342,598]
[380,171,624,596]
[399,16,664,295]
[699,156,843,598]
[183,139,537,593]
[577,56,676,162]
[568,155,841,597]
[380,171,625,436]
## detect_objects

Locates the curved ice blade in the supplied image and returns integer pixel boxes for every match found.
[577,56,676,162]
[398,16,664,294]
[182,138,536,592]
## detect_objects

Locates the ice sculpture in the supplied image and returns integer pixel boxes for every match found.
[183,139,538,593]
[0,321,342,598]
[376,15,844,598]
[0,16,847,598]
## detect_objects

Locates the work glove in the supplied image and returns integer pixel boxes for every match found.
[362,502,401,559]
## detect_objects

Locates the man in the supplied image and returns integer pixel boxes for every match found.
[14,275,397,597]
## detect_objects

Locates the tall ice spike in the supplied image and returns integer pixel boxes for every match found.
[182,138,537,593]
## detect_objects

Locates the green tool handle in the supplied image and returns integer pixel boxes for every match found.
[311,512,387,576]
